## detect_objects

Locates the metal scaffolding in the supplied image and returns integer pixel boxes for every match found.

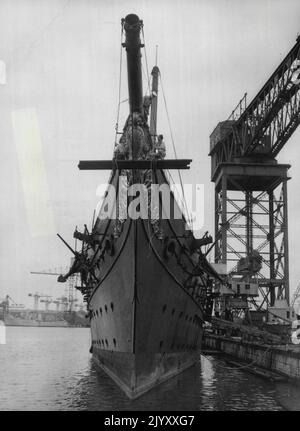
[210,35,300,307]
[214,164,289,307]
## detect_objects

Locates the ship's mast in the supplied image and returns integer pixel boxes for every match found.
[77,14,192,171]
[122,14,144,115]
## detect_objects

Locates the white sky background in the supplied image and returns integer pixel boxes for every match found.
[1,0,300,307]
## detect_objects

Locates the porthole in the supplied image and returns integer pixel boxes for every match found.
[111,302,114,312]
[105,305,108,313]
[105,339,108,347]
[113,338,116,347]
[100,308,102,315]
[162,305,167,313]
[159,340,164,349]
[171,308,175,316]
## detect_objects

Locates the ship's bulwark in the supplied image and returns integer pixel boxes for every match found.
[88,169,206,398]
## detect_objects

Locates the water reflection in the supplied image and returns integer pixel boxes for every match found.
[0,327,294,410]
[72,356,284,411]
[274,382,300,411]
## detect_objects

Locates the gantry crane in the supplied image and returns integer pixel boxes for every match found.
[0,295,25,311]
[52,299,63,312]
[30,260,80,312]
[28,292,52,311]
[209,35,300,308]
[40,297,53,311]
[55,296,69,312]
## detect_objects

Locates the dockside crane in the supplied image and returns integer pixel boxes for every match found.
[40,297,53,311]
[30,258,80,312]
[28,292,52,311]
[1,295,25,311]
[52,299,64,312]
[209,35,300,308]
[55,296,69,312]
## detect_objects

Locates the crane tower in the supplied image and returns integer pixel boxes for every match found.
[209,36,300,307]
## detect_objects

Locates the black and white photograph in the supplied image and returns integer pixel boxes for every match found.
[1,0,300,414]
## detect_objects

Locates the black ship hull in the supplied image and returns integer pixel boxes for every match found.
[88,169,207,398]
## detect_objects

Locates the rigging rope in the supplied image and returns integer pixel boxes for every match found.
[141,26,151,95]
[159,73,191,227]
[142,63,149,92]
[140,27,162,252]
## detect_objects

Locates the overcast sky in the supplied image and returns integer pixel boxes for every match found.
[1,0,300,307]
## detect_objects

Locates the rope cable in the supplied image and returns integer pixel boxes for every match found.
[141,26,151,95]
[141,27,163,251]
[159,72,191,227]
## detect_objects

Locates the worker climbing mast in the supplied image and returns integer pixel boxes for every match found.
[209,35,300,308]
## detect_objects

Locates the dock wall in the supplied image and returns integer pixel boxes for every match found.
[203,333,300,379]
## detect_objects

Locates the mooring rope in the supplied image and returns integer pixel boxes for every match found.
[200,343,275,371]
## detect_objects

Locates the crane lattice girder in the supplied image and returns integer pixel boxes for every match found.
[291,282,300,306]
[210,36,300,176]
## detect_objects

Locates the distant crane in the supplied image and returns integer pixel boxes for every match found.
[28,293,52,311]
[30,260,81,313]
[67,296,78,312]
[40,297,53,311]
[56,296,69,312]
[0,295,25,312]
[52,300,61,312]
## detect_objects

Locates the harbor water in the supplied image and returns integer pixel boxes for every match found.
[0,326,300,411]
